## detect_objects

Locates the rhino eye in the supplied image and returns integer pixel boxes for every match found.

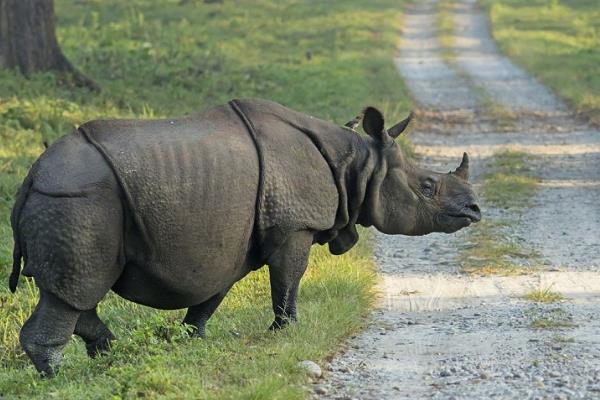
[421,180,435,197]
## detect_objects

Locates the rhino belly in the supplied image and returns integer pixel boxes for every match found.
[112,256,255,309]
[111,164,259,310]
[89,112,261,309]
[113,165,259,311]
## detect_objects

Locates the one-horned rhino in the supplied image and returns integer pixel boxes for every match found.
[9,98,480,375]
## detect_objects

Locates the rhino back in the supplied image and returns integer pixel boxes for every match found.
[80,104,260,308]
[32,129,117,196]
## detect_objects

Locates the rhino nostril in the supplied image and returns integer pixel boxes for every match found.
[464,204,481,222]
[467,204,480,214]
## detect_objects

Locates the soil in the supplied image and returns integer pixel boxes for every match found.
[316,0,600,399]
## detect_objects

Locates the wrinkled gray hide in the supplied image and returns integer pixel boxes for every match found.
[9,98,480,376]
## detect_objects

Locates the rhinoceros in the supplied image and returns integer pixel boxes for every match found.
[9,98,480,375]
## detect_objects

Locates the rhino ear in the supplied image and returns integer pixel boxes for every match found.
[388,112,413,138]
[362,106,386,142]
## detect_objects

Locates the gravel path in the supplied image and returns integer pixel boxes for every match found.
[316,0,600,399]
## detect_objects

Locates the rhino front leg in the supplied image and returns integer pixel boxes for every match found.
[268,231,312,330]
[74,308,115,358]
[183,286,232,338]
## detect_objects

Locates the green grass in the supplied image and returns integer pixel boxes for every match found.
[460,150,539,275]
[482,173,538,208]
[481,150,539,209]
[483,0,600,125]
[0,0,412,398]
[0,242,377,399]
[523,286,565,303]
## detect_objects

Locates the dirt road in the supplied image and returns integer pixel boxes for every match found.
[317,0,600,399]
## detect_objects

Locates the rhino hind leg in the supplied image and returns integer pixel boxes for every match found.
[17,189,123,375]
[20,290,81,377]
[183,285,232,338]
[74,308,115,358]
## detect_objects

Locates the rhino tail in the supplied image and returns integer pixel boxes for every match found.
[9,243,22,293]
[9,169,35,293]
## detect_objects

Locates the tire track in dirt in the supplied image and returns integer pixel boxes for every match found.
[317,0,600,399]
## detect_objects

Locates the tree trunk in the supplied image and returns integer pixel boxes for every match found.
[0,0,98,90]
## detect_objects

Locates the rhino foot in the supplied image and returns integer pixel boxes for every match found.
[85,333,115,358]
[268,315,297,331]
[186,325,206,339]
[74,308,115,358]
[20,290,81,377]
[21,341,64,378]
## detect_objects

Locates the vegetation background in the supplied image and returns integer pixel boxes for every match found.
[1,0,598,398]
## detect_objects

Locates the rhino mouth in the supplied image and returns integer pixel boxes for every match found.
[447,212,480,223]
[446,204,482,223]
[436,209,481,233]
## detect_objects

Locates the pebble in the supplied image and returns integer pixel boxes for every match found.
[339,366,353,374]
[313,385,328,395]
[298,360,322,379]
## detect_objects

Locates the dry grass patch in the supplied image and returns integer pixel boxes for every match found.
[531,318,576,330]
[482,150,539,209]
[482,173,539,209]
[460,220,536,275]
[523,286,565,303]
[529,308,576,330]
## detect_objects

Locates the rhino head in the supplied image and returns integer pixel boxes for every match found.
[357,107,481,236]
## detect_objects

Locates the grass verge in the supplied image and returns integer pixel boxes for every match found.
[482,0,600,125]
[460,150,539,275]
[0,1,412,398]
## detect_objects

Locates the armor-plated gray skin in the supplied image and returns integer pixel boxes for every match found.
[9,99,481,376]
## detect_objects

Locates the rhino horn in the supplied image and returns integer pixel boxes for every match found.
[454,152,470,181]
[387,112,413,138]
